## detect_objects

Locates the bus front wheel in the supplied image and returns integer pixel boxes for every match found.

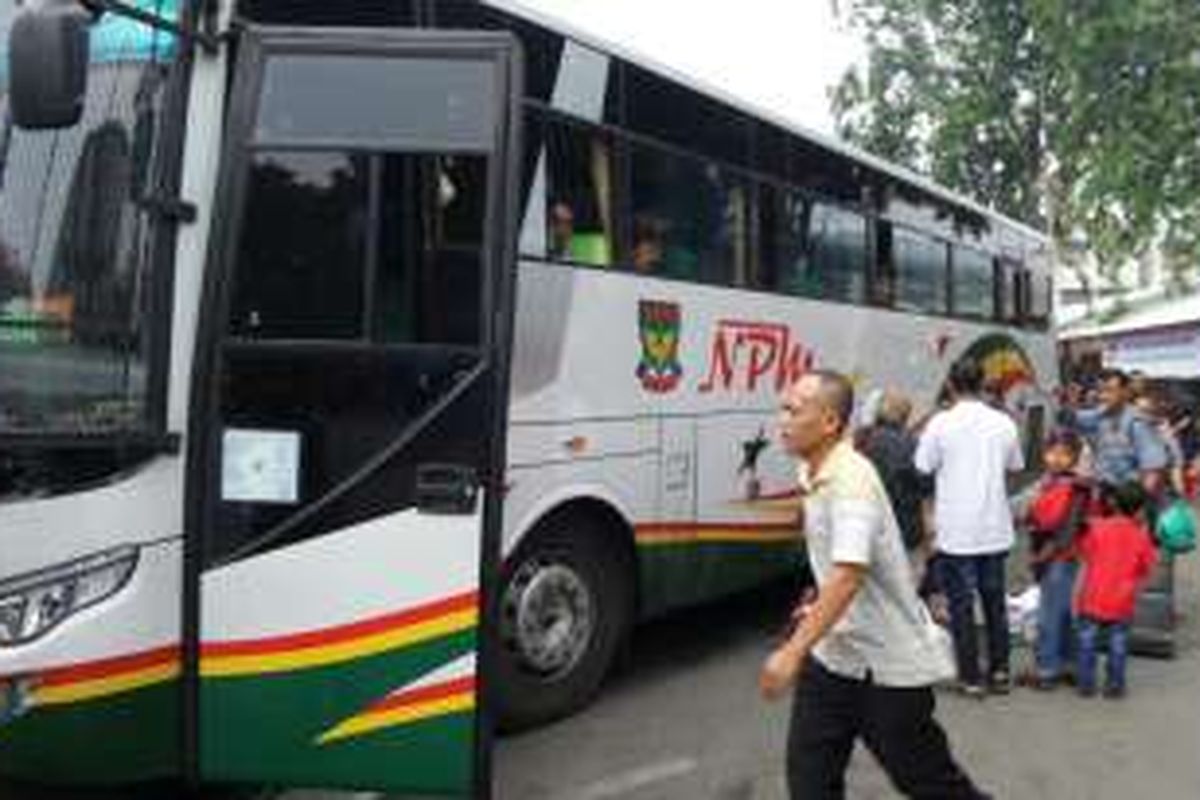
[494,512,633,731]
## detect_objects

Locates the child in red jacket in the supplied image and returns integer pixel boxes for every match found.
[1075,482,1158,698]
[1025,430,1092,689]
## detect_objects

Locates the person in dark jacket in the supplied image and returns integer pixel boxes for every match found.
[858,390,932,558]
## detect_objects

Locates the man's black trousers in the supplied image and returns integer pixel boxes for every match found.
[786,659,989,799]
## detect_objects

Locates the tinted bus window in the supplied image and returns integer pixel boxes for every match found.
[893,228,947,314]
[808,202,866,303]
[228,150,486,345]
[773,190,815,296]
[238,0,415,26]
[998,258,1021,323]
[1028,273,1052,328]
[434,0,564,103]
[953,245,994,318]
[544,119,616,266]
[625,66,750,168]
[629,143,747,285]
[229,151,368,340]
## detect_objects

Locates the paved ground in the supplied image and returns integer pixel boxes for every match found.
[495,553,1200,799]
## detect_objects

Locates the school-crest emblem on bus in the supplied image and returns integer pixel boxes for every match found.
[636,300,683,393]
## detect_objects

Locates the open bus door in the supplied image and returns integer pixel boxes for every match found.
[184,27,520,796]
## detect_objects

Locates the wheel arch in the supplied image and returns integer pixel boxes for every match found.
[504,484,640,613]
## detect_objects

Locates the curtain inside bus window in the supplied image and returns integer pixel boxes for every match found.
[544,119,615,267]
[774,190,815,296]
[753,181,780,291]
[723,179,749,287]
[953,245,994,318]
[998,258,1021,323]
[893,227,947,314]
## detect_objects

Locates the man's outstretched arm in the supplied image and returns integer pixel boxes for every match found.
[759,562,867,699]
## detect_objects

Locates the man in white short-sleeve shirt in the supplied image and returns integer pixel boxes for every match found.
[760,371,989,799]
[915,358,1024,696]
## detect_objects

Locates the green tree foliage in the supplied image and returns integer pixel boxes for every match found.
[832,0,1200,282]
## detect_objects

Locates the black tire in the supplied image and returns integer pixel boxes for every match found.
[493,512,633,732]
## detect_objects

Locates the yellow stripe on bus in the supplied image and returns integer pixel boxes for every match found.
[638,529,798,547]
[201,609,477,677]
[695,529,797,543]
[34,663,181,707]
[317,693,475,745]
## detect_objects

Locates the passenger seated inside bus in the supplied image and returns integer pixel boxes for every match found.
[633,214,666,274]
[548,199,611,266]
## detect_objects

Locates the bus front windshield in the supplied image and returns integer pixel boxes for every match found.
[0,2,180,436]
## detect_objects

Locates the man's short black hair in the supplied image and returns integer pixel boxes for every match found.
[949,358,983,395]
[810,369,855,433]
[1104,481,1146,516]
[1098,368,1129,387]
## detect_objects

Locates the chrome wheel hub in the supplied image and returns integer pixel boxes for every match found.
[501,559,593,679]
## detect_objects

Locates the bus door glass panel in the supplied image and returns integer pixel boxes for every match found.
[197,35,514,796]
[216,149,489,558]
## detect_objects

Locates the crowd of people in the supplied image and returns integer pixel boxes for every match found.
[758,361,1194,799]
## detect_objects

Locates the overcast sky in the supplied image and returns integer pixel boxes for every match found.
[509,0,864,135]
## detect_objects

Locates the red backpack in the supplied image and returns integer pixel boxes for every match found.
[1029,479,1083,534]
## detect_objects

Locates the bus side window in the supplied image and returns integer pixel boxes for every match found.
[1028,272,1052,330]
[809,202,867,304]
[996,257,1021,324]
[544,119,615,267]
[710,169,749,288]
[773,189,817,297]
[872,219,895,306]
[628,141,747,286]
[630,143,694,280]
[752,181,780,291]
[952,245,994,319]
[892,226,948,315]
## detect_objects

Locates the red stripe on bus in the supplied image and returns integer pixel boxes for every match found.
[39,645,180,688]
[365,676,477,715]
[202,590,478,657]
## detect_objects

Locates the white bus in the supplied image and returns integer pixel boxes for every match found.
[0,0,1055,794]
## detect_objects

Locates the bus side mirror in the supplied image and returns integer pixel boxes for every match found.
[9,5,92,130]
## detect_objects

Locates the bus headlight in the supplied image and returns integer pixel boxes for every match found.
[0,546,138,646]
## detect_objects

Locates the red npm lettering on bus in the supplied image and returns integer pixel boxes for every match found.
[699,320,814,394]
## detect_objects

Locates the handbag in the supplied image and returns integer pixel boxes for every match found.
[1156,498,1197,554]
